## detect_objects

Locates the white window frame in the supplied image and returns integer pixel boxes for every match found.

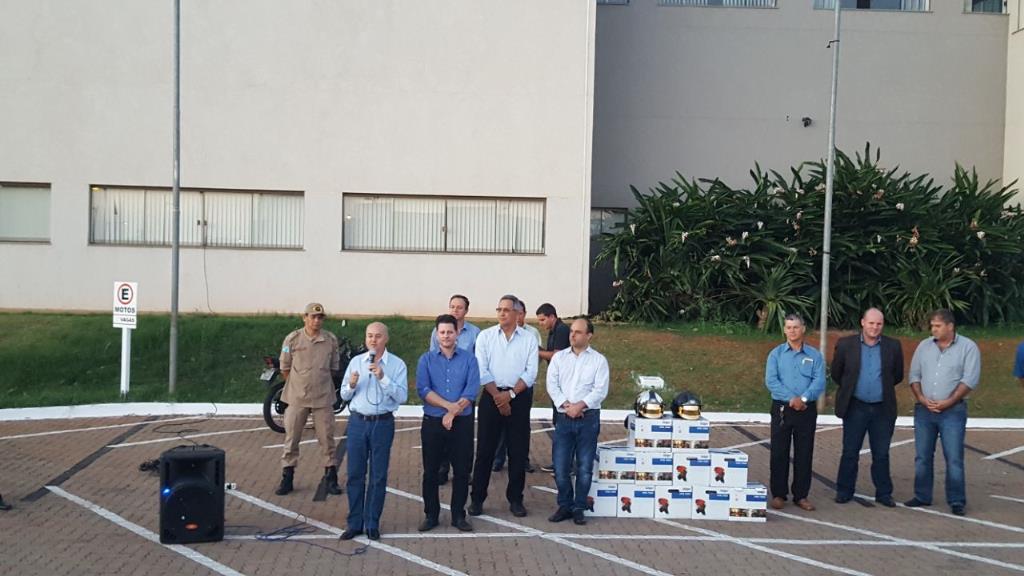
[813,0,929,10]
[963,0,1007,13]
[0,181,51,243]
[89,185,304,249]
[342,194,546,255]
[660,0,776,7]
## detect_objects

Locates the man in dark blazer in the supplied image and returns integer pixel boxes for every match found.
[832,307,904,507]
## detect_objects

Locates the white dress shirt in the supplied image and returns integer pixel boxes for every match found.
[474,325,538,389]
[546,346,610,411]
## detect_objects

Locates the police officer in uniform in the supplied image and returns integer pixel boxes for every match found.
[276,302,343,496]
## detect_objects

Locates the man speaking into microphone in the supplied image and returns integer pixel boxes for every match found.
[339,322,408,541]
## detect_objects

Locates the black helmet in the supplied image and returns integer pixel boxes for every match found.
[671,391,702,420]
[634,390,664,419]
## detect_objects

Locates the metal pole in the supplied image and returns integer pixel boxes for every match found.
[169,0,181,395]
[817,0,841,405]
[120,327,131,398]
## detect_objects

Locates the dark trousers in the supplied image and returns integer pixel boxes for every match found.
[836,399,895,500]
[471,387,533,505]
[421,414,474,521]
[769,399,817,502]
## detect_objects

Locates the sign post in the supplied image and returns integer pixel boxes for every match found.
[113,281,138,398]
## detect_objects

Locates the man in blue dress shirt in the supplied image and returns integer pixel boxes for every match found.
[338,322,409,541]
[765,314,825,512]
[417,314,481,532]
[904,309,980,517]
[468,295,539,518]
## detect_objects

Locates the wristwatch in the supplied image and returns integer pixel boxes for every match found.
[508,389,517,400]
[800,395,808,403]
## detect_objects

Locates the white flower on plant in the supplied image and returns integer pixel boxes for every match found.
[741,231,750,241]
[710,254,721,262]
[976,231,986,240]
[980,269,988,277]
[876,234,882,243]
[808,248,818,256]
[788,247,798,254]
[909,236,919,247]
[612,280,624,288]
[726,236,737,247]
[953,267,961,274]
[756,221,764,230]
[797,188,805,195]
[795,211,803,221]
[895,203,905,211]
[772,186,784,195]
[815,183,826,192]
[630,223,636,235]
[681,231,689,243]
[672,202,680,207]
[742,256,751,269]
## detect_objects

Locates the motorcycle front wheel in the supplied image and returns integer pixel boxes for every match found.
[263,381,287,434]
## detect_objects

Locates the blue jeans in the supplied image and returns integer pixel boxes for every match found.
[913,402,967,506]
[345,414,395,531]
[836,399,895,500]
[553,410,600,512]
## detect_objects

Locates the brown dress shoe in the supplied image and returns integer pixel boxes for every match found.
[795,499,816,511]
[769,496,785,510]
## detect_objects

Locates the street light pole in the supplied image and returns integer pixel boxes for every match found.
[169,0,181,395]
[818,0,841,405]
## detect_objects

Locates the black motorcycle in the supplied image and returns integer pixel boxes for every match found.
[260,336,367,433]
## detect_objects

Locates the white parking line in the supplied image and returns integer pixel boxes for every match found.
[0,416,206,441]
[264,425,421,449]
[47,486,246,576]
[991,495,1024,505]
[108,426,267,448]
[860,437,915,456]
[413,425,556,450]
[774,508,1024,572]
[854,490,1024,535]
[226,532,525,540]
[721,426,841,450]
[984,444,1024,460]
[655,518,872,576]
[228,489,469,576]
[385,486,674,576]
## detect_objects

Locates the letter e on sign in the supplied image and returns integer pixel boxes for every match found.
[113,281,139,329]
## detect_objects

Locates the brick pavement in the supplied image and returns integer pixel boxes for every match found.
[1,415,1023,575]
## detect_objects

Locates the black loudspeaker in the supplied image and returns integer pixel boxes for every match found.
[159,444,225,544]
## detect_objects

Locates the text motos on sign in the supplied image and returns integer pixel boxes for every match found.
[113,281,138,328]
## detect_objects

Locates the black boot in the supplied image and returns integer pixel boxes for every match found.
[0,493,11,511]
[324,466,342,495]
[275,467,294,496]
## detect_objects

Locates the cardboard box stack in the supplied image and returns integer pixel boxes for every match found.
[587,413,766,522]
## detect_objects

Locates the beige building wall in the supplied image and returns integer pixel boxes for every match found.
[0,1,596,316]
[593,0,1009,208]
[1005,0,1024,203]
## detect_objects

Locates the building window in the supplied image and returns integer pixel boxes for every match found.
[813,0,929,10]
[89,186,303,249]
[590,208,628,239]
[965,0,1005,13]
[660,0,776,6]
[598,0,630,5]
[0,182,50,242]
[343,194,545,254]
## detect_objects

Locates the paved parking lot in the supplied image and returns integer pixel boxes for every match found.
[1,412,1023,575]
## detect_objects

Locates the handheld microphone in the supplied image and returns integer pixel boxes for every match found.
[368,351,376,364]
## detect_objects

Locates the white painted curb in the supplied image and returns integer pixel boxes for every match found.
[1,403,1022,429]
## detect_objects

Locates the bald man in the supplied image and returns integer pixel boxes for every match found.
[338,322,409,541]
[832,308,904,507]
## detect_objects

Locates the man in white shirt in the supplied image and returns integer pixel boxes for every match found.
[468,295,539,518]
[546,318,609,526]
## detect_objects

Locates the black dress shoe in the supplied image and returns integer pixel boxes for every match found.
[834,494,853,504]
[572,509,587,525]
[510,501,527,517]
[452,517,473,532]
[876,496,896,508]
[468,501,483,516]
[418,518,439,532]
[904,497,931,507]
[340,528,363,540]
[951,504,966,516]
[367,529,381,541]
[548,507,573,523]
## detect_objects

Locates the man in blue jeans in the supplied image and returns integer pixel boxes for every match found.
[339,322,409,541]
[905,309,980,517]
[545,318,609,525]
[831,308,904,507]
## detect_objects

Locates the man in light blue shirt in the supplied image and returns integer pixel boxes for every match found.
[428,294,481,354]
[338,322,408,541]
[468,294,539,518]
[765,314,825,512]
[905,309,980,517]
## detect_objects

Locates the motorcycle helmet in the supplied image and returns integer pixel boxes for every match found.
[634,390,664,419]
[671,391,703,420]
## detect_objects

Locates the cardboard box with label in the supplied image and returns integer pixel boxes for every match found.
[709,449,750,487]
[672,450,711,486]
[636,452,675,485]
[729,482,768,522]
[692,486,732,521]
[654,485,693,519]
[585,482,619,518]
[597,447,637,483]
[627,414,674,450]
[617,484,657,518]
[671,418,711,450]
